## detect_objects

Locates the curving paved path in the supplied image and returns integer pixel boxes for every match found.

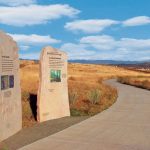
[18,79,150,150]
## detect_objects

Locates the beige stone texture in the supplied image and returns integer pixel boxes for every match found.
[0,31,22,142]
[37,46,70,122]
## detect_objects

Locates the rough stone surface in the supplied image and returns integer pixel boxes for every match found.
[0,31,22,142]
[19,80,150,150]
[37,46,70,122]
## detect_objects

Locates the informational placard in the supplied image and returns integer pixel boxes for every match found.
[37,46,70,122]
[0,31,22,142]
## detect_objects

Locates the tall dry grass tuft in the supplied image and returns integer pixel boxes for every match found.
[69,90,78,105]
[87,89,101,105]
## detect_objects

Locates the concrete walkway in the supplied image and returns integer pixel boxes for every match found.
[19,80,150,150]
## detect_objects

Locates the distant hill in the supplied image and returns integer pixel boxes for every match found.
[69,60,150,65]
[20,58,150,65]
[117,62,150,69]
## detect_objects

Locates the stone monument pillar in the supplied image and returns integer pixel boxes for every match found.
[0,31,22,142]
[37,46,70,122]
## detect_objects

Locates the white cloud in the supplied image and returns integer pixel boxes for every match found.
[80,35,116,50]
[0,4,80,26]
[60,42,122,60]
[20,45,30,50]
[65,19,119,33]
[123,16,150,26]
[119,38,150,49]
[19,52,40,60]
[60,43,95,59]
[65,16,150,32]
[9,33,61,45]
[0,0,36,6]
[80,35,150,51]
[60,35,150,60]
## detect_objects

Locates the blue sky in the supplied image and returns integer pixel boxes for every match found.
[0,0,150,61]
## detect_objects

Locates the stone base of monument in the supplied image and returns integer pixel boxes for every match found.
[37,46,70,122]
[0,31,22,142]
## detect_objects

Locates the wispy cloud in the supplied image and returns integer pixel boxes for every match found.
[0,0,36,6]
[80,35,150,50]
[80,35,116,50]
[60,35,150,60]
[123,16,150,26]
[65,19,119,33]
[19,52,40,60]
[65,16,150,34]
[119,38,150,48]
[20,45,30,51]
[0,4,80,26]
[9,33,61,45]
[60,43,95,59]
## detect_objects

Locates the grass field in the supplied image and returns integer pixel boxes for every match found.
[20,60,150,127]
[118,76,150,90]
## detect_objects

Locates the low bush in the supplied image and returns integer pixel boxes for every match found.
[117,76,150,90]
[70,108,87,116]
[87,89,101,105]
[142,80,150,90]
[69,76,76,81]
[69,90,78,105]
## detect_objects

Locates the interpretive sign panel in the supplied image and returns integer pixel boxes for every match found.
[0,31,22,142]
[37,46,70,122]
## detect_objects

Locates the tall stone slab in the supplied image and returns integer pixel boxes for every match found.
[0,31,22,141]
[37,46,70,122]
[0,31,22,142]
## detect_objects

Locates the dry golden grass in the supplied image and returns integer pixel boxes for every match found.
[20,60,150,127]
[20,63,39,94]
[68,63,150,79]
[118,76,150,90]
[20,61,150,93]
[68,78,117,116]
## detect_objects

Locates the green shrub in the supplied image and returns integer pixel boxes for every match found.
[69,90,78,105]
[1,146,9,150]
[70,108,87,116]
[87,89,101,104]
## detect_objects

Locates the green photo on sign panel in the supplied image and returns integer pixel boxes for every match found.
[50,70,61,82]
[1,75,9,90]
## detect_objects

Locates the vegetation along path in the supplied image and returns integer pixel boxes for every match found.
[19,79,150,150]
